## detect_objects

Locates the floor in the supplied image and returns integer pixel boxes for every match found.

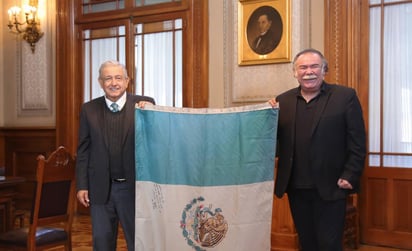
[68,214,127,251]
[13,213,410,251]
[355,246,410,251]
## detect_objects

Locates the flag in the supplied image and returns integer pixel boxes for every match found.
[135,103,278,251]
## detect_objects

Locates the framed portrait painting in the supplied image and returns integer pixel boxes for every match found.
[238,0,291,65]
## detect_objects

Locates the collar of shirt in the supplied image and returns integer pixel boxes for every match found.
[296,82,326,98]
[105,92,127,111]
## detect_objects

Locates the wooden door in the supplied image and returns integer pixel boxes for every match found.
[360,168,412,249]
[324,0,412,249]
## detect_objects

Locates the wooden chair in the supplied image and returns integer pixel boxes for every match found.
[0,146,76,251]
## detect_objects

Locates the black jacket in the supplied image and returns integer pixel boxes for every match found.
[275,82,366,200]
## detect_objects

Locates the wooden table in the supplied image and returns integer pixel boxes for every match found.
[0,176,26,232]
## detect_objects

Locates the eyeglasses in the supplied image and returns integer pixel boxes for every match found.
[296,64,323,71]
[101,75,127,84]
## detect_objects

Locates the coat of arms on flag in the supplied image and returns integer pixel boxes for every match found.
[135,103,278,251]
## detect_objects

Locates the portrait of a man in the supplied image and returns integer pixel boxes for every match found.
[247,6,283,55]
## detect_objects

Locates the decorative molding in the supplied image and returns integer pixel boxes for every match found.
[331,0,342,84]
[223,0,233,107]
[17,0,54,116]
[324,0,362,89]
[192,0,209,108]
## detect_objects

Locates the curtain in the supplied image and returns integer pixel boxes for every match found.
[134,20,183,107]
[369,2,412,168]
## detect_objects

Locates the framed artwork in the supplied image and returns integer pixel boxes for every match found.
[238,0,291,66]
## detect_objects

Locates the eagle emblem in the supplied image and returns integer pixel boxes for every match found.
[181,197,228,250]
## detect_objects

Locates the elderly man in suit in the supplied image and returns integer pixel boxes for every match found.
[269,48,366,251]
[76,60,155,251]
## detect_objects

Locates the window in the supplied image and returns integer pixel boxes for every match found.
[81,20,183,107]
[83,25,127,102]
[81,0,182,14]
[54,0,207,151]
[134,20,183,107]
[368,0,412,168]
[77,0,207,108]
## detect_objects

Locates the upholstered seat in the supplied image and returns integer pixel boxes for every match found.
[0,146,76,251]
[0,227,67,246]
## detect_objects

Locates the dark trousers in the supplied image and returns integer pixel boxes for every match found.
[288,188,346,251]
[90,181,135,251]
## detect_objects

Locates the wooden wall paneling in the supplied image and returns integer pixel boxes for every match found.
[271,194,299,251]
[188,0,209,108]
[2,128,56,176]
[324,0,363,89]
[0,135,5,168]
[366,178,387,229]
[0,127,56,209]
[55,0,79,155]
[393,180,412,231]
[271,159,299,250]
[323,0,370,129]
[362,168,412,248]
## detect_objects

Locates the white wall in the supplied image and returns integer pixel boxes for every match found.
[208,0,225,108]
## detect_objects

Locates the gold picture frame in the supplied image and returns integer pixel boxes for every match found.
[238,0,291,66]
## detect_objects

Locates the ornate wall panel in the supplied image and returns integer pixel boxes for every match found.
[16,0,55,116]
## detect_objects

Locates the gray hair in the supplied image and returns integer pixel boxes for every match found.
[292,48,329,73]
[98,60,128,79]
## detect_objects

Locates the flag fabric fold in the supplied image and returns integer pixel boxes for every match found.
[135,103,278,251]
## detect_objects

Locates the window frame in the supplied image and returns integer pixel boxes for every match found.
[55,0,208,152]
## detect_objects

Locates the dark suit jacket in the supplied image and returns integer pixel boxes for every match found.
[76,93,155,204]
[275,82,366,200]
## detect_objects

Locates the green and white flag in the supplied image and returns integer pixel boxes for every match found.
[135,103,278,251]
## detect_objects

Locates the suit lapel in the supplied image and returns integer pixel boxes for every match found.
[121,95,134,147]
[97,98,110,149]
[310,83,332,136]
[290,90,298,147]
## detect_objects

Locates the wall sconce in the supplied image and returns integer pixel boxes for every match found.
[7,0,43,53]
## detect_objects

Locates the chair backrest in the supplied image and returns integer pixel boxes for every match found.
[27,146,76,249]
